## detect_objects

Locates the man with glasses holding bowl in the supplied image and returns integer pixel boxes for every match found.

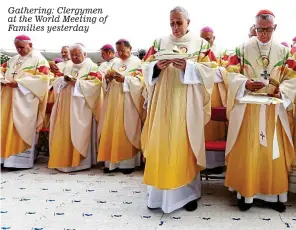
[224,10,296,213]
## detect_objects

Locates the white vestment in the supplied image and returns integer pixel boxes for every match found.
[225,38,295,203]
[1,51,49,168]
[290,111,296,193]
[144,33,216,213]
[147,62,220,211]
[147,176,201,213]
[50,58,100,172]
[97,55,143,171]
[104,154,142,170]
[98,57,119,75]
[0,128,37,169]
[56,60,72,74]
[57,117,98,173]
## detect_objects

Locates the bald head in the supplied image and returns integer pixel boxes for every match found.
[200,27,215,47]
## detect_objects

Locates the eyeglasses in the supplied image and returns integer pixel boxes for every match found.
[170,21,183,28]
[255,27,275,33]
[116,49,126,54]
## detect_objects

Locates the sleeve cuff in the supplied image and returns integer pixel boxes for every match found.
[236,80,248,100]
[18,84,31,95]
[123,76,129,92]
[215,69,223,83]
[148,61,159,86]
[281,91,291,109]
[180,60,201,84]
[73,81,84,97]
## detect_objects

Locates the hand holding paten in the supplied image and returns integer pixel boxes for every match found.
[156,60,171,70]
[171,59,186,71]
[7,81,18,88]
[245,80,265,92]
[114,73,125,83]
[267,87,281,98]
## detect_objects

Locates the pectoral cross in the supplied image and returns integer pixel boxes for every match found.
[260,131,265,140]
[261,70,270,80]
[11,71,17,79]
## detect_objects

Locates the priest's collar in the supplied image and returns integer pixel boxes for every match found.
[72,57,91,69]
[170,30,192,42]
[19,51,33,59]
[256,37,272,46]
[108,57,116,62]
[120,55,131,61]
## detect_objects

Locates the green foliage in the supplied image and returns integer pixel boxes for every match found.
[1,54,11,65]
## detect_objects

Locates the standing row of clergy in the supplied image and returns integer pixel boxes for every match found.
[1,6,296,215]
[50,8,296,214]
[47,40,144,175]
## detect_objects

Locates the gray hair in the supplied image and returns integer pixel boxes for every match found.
[14,39,32,44]
[69,43,86,54]
[256,14,275,23]
[61,46,69,49]
[170,6,190,20]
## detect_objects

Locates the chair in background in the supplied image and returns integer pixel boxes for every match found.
[202,106,228,180]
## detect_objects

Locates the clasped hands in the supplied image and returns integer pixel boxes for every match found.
[64,75,76,86]
[245,79,281,98]
[156,59,186,71]
[105,71,125,83]
[50,63,63,76]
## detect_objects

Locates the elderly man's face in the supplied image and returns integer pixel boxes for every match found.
[170,11,189,38]
[255,17,276,44]
[61,47,70,61]
[200,31,215,46]
[101,50,114,61]
[14,40,32,56]
[116,43,131,60]
[70,48,86,64]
